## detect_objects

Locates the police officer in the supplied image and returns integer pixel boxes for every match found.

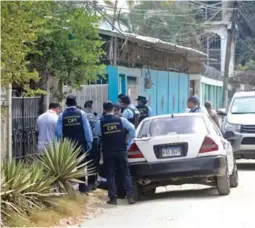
[113,103,122,117]
[84,100,97,128]
[93,101,136,205]
[118,94,125,112]
[187,96,201,113]
[136,95,152,123]
[56,95,93,193]
[120,96,140,127]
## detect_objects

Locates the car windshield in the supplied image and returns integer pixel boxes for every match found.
[231,96,255,114]
[137,116,207,138]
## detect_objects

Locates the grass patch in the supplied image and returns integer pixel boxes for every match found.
[6,194,89,227]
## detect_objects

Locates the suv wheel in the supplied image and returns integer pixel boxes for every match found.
[217,168,230,195]
[230,162,238,188]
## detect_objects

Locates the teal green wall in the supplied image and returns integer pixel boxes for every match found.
[201,82,223,109]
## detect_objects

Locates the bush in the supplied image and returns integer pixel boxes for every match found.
[1,139,94,226]
[1,161,56,226]
[40,138,95,195]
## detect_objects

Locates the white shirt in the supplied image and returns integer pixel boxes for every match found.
[36,110,58,154]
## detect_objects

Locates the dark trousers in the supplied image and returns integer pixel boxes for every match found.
[104,150,134,200]
[78,150,88,193]
[87,137,101,186]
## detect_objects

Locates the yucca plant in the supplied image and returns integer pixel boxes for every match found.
[1,161,58,226]
[39,139,95,195]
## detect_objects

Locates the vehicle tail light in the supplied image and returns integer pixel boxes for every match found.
[128,143,144,158]
[199,136,219,153]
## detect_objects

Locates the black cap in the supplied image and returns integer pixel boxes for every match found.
[120,95,131,105]
[103,101,114,111]
[118,93,125,99]
[66,94,77,106]
[136,95,147,101]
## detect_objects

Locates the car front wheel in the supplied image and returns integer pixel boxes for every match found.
[217,168,230,195]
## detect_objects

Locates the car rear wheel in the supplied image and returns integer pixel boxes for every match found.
[230,162,238,188]
[144,187,156,197]
[132,178,143,201]
[216,168,230,195]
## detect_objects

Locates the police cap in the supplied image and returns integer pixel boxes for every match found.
[103,101,114,111]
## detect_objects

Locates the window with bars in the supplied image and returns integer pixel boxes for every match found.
[201,33,221,71]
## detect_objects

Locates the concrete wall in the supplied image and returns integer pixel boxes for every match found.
[1,86,12,161]
[190,74,223,109]
[205,23,235,78]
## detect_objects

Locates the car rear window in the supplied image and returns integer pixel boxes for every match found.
[137,116,208,138]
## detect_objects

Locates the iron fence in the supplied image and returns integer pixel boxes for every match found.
[12,96,42,159]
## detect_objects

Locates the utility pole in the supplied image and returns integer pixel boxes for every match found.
[109,0,118,66]
[222,1,236,108]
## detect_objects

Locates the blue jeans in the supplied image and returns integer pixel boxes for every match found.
[104,151,134,199]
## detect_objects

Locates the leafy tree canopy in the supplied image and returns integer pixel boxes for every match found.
[1,1,41,90]
[117,1,203,48]
[1,1,105,93]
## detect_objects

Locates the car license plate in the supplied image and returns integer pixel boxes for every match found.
[161,146,182,158]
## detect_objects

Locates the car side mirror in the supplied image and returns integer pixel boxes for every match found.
[217,108,227,116]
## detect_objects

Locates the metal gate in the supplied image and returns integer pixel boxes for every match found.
[12,96,42,158]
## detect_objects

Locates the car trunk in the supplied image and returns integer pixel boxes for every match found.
[135,133,206,163]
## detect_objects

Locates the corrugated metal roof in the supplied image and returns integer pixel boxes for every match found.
[99,28,207,59]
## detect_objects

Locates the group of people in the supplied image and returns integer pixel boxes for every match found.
[36,94,152,205]
[36,93,219,205]
[187,95,220,127]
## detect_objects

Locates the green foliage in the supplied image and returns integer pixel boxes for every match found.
[39,139,94,196]
[1,1,40,88]
[238,60,255,71]
[1,1,105,94]
[119,1,202,48]
[1,139,93,226]
[28,2,105,89]
[1,161,56,225]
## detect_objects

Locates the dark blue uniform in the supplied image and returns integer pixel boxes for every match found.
[62,109,87,149]
[62,108,88,192]
[136,104,149,123]
[98,115,134,200]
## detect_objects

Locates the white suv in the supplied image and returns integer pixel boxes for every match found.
[220,91,255,159]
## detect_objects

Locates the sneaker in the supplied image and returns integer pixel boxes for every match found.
[127,196,136,205]
[107,198,117,205]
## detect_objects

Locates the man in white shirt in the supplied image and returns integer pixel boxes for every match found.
[36,103,61,154]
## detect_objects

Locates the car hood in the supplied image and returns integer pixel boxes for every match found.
[227,114,255,125]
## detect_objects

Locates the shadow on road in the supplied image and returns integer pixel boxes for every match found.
[237,162,255,170]
[144,187,218,202]
[110,186,219,207]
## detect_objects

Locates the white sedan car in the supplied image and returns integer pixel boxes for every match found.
[128,113,238,200]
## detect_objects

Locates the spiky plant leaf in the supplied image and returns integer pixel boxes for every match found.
[40,139,94,195]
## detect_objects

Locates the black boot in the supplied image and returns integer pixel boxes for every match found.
[107,198,117,205]
[127,196,136,205]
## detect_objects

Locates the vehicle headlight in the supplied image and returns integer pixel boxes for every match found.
[224,122,241,132]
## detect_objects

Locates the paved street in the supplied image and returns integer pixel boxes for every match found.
[81,160,255,228]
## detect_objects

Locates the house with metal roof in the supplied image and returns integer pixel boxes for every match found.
[64,23,207,115]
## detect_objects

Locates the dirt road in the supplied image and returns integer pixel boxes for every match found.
[80,161,255,228]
